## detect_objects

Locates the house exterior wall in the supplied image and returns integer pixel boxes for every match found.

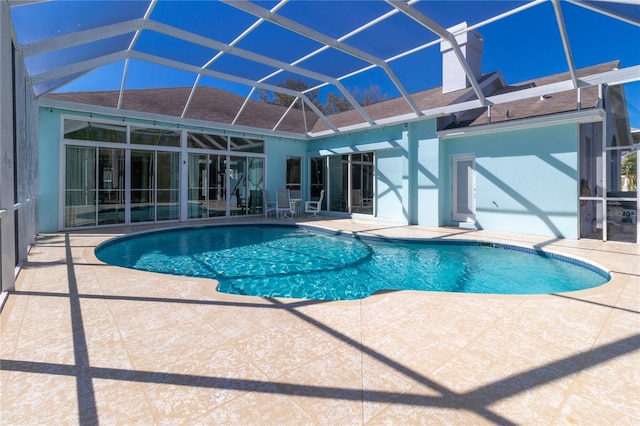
[264,135,307,197]
[308,124,411,223]
[38,105,581,240]
[38,109,61,233]
[38,107,301,232]
[442,124,580,238]
[408,120,440,226]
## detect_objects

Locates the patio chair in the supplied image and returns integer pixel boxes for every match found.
[276,189,291,218]
[263,190,277,218]
[305,190,325,216]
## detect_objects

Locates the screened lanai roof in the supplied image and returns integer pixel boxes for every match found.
[9,0,640,138]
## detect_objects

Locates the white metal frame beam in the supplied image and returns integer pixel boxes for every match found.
[117,0,157,109]
[20,19,145,57]
[309,64,640,137]
[145,19,373,125]
[551,0,578,89]
[385,0,487,106]
[220,0,422,117]
[29,48,338,132]
[181,0,288,120]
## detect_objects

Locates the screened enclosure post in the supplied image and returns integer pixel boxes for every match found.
[0,1,16,292]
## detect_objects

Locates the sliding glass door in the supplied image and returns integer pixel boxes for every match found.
[65,146,96,228]
[311,152,374,215]
[63,119,266,228]
[188,153,225,218]
[97,148,125,225]
[188,154,264,218]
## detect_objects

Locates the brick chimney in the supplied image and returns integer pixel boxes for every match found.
[440,22,484,94]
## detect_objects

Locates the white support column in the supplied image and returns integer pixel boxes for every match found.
[179,128,188,222]
[601,87,608,242]
[0,1,16,291]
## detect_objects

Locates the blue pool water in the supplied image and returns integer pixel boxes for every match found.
[95,225,610,300]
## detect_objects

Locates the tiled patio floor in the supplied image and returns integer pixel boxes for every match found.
[1,218,639,425]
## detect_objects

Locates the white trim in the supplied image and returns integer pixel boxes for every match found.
[451,154,476,223]
[438,108,605,139]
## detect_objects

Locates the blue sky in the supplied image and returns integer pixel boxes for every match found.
[11,0,640,127]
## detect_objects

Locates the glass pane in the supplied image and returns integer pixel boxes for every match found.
[309,157,326,210]
[156,151,180,221]
[286,157,301,190]
[579,123,604,198]
[607,200,637,243]
[131,127,180,147]
[608,149,638,195]
[207,155,226,217]
[353,152,374,215]
[229,156,247,216]
[131,150,154,223]
[189,154,227,218]
[247,158,265,215]
[64,119,126,143]
[580,200,603,240]
[97,148,125,225]
[187,132,227,150]
[65,146,96,227]
[188,153,206,219]
[329,155,348,212]
[230,136,264,153]
[157,190,179,221]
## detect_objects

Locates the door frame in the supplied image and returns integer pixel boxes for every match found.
[451,154,476,223]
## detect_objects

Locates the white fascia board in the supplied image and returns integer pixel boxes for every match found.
[437,108,605,139]
[39,98,311,140]
[582,65,640,86]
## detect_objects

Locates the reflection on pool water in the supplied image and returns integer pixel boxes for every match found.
[95,225,610,300]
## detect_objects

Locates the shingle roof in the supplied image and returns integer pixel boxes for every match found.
[45,61,620,137]
[462,61,620,127]
[46,86,319,134]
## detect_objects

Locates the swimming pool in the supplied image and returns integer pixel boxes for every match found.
[95,224,610,300]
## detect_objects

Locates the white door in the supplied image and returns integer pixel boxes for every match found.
[452,155,476,222]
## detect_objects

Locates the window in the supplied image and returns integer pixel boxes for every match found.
[187,132,227,150]
[131,127,180,147]
[64,119,126,143]
[286,157,301,192]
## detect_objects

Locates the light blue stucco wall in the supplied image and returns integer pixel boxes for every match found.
[39,105,580,238]
[443,124,579,238]
[308,124,410,223]
[38,108,62,233]
[264,136,306,197]
[409,120,440,226]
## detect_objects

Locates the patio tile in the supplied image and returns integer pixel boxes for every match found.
[2,220,639,425]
